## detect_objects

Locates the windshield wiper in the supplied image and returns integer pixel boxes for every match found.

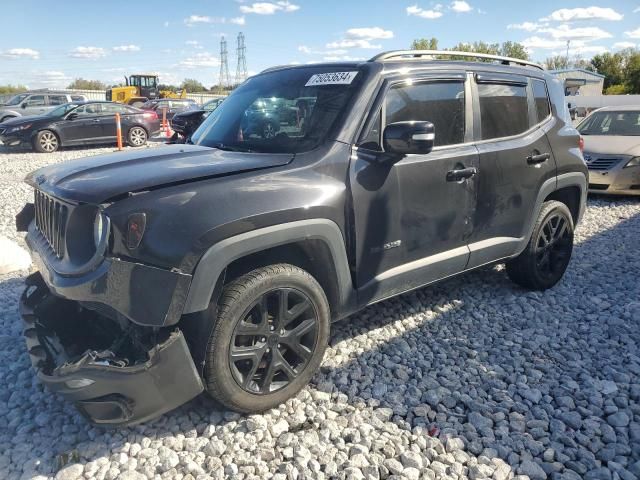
[210,142,253,153]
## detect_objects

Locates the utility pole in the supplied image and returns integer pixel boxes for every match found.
[235,32,248,86]
[219,36,230,88]
[565,40,570,69]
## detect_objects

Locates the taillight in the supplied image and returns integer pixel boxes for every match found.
[143,111,158,120]
[579,136,585,153]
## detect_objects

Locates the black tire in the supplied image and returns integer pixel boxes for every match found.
[261,121,277,139]
[506,200,574,290]
[205,264,330,413]
[33,130,59,153]
[127,126,148,147]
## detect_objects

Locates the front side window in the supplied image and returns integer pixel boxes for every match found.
[532,79,551,123]
[578,111,640,136]
[73,104,101,116]
[24,95,46,107]
[385,81,465,148]
[478,83,529,139]
[191,67,363,153]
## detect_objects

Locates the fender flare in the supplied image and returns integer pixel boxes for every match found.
[515,171,587,255]
[182,219,355,315]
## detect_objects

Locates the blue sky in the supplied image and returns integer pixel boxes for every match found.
[0,0,639,89]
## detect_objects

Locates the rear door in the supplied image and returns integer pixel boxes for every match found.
[467,72,557,268]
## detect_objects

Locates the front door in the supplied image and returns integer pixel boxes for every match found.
[351,74,478,304]
[467,73,557,268]
[57,104,104,144]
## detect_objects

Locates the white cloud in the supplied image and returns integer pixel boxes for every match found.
[230,16,246,25]
[326,39,382,49]
[69,46,108,59]
[406,4,443,19]
[164,21,170,27]
[0,48,40,59]
[539,24,612,42]
[345,27,394,40]
[625,27,640,39]
[33,71,71,87]
[521,36,575,50]
[113,44,140,52]
[178,52,220,68]
[613,41,636,49]
[544,7,623,22]
[507,22,543,32]
[635,7,640,13]
[185,14,246,25]
[450,0,472,13]
[298,45,349,55]
[323,55,366,61]
[185,40,204,50]
[240,1,299,14]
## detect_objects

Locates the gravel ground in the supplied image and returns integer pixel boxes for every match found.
[0,145,639,480]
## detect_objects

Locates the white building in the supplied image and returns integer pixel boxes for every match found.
[548,68,606,96]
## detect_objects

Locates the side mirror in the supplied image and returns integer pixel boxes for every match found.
[66,112,78,120]
[21,103,27,109]
[383,121,435,156]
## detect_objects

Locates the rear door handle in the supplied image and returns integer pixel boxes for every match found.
[527,152,550,165]
[446,166,477,182]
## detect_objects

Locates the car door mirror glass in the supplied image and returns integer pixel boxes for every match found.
[383,121,435,156]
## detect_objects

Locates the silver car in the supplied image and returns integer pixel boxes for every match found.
[0,92,87,123]
[577,106,640,195]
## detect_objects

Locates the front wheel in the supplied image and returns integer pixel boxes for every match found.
[127,126,148,147]
[506,200,574,290]
[205,264,330,413]
[33,130,59,153]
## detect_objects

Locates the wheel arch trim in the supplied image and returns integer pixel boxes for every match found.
[183,219,355,316]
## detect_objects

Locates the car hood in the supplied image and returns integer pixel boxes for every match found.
[582,135,640,157]
[26,144,294,204]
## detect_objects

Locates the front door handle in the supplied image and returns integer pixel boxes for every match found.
[446,166,477,182]
[527,152,550,165]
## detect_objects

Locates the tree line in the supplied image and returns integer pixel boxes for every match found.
[411,38,640,95]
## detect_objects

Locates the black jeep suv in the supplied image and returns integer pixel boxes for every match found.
[17,51,587,426]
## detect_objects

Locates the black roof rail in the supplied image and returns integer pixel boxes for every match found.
[370,50,544,70]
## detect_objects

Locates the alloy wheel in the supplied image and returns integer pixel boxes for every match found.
[39,132,58,152]
[262,123,275,139]
[535,213,572,279]
[229,288,319,395]
[130,127,147,146]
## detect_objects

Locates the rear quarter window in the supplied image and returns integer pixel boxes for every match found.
[478,83,529,140]
[532,79,551,123]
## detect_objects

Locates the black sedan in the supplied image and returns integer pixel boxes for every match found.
[141,98,198,121]
[0,101,160,152]
[170,98,225,141]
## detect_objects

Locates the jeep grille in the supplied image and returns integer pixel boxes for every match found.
[34,190,68,259]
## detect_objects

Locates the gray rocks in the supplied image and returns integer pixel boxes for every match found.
[607,412,630,428]
[517,460,547,480]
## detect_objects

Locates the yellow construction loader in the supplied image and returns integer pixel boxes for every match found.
[106,74,187,107]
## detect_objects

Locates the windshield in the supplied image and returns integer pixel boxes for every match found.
[48,103,79,117]
[5,93,29,106]
[190,67,363,153]
[578,111,640,136]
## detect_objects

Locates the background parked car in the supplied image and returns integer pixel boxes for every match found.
[577,106,640,195]
[141,98,198,121]
[0,101,159,152]
[170,97,225,141]
[0,92,87,123]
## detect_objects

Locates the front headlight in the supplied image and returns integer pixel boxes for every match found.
[93,211,106,248]
[7,124,32,133]
[625,157,640,168]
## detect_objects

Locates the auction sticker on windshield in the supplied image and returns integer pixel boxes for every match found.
[305,72,358,87]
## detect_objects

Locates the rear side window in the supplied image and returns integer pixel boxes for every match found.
[48,95,68,106]
[532,79,551,123]
[478,83,528,139]
[385,81,465,147]
[24,95,46,107]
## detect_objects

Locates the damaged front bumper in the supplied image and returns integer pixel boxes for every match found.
[20,273,204,426]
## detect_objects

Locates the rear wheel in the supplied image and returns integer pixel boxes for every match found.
[506,200,574,290]
[205,264,330,413]
[33,130,59,153]
[127,126,148,147]
[261,121,277,139]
